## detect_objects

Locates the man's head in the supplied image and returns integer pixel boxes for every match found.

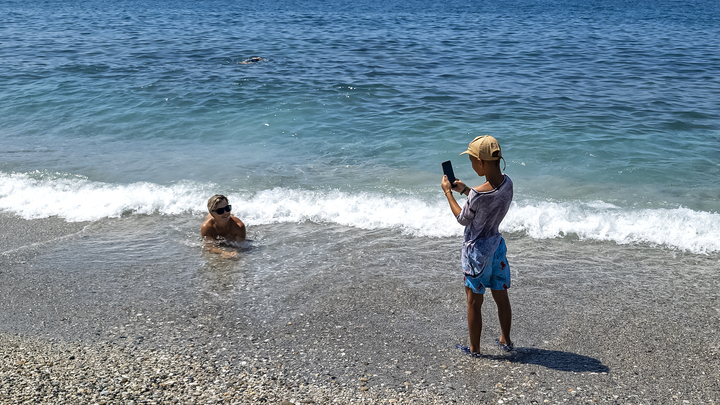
[207,194,230,214]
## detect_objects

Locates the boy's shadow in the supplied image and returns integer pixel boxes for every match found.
[481,347,610,373]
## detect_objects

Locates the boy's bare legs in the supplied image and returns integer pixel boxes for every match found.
[465,286,484,353]
[491,288,512,346]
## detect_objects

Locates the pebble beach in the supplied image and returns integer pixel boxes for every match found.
[2,215,719,404]
[2,0,720,403]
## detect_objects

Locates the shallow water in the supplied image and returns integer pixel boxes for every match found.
[1,0,719,260]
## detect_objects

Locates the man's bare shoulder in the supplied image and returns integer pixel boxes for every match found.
[201,217,217,237]
[229,216,246,241]
[230,216,245,227]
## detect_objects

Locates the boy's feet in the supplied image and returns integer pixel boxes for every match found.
[495,338,515,352]
[455,344,482,358]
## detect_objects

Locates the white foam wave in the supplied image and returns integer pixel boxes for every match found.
[1,172,718,253]
[504,200,720,255]
[0,172,209,221]
[241,188,456,237]
[0,172,453,236]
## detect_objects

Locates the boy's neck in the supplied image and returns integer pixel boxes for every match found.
[484,168,505,189]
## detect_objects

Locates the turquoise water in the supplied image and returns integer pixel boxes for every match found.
[1,0,719,254]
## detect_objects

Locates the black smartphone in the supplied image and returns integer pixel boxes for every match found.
[441,160,456,185]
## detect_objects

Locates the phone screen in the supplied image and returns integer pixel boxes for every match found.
[441,160,456,185]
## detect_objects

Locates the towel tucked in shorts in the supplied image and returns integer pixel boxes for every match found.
[463,238,510,295]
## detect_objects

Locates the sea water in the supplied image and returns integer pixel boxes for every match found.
[1,0,719,272]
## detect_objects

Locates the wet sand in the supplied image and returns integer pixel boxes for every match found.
[1,215,719,404]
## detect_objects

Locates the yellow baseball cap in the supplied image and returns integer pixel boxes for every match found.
[460,135,502,160]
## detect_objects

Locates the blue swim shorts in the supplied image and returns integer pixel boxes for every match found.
[464,238,511,295]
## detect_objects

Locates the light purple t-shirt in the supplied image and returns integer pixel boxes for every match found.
[456,174,513,277]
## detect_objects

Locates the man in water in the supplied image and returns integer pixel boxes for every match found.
[238,56,263,64]
[201,194,246,258]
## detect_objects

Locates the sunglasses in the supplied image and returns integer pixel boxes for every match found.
[213,205,232,215]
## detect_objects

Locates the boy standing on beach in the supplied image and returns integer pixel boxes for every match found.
[441,135,514,355]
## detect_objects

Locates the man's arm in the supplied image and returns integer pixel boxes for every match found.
[203,240,239,259]
[201,219,238,259]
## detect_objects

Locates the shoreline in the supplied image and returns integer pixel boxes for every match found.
[1,215,719,403]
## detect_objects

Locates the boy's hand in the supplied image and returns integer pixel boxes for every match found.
[442,176,464,216]
[452,179,466,193]
[441,175,453,192]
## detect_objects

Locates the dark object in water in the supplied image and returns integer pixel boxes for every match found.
[239,56,263,64]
